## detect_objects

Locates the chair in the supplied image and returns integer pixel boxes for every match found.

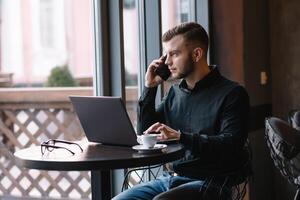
[122,162,250,200]
[195,142,252,200]
[289,110,300,131]
[121,144,251,200]
[154,142,251,200]
[265,117,300,200]
[121,164,163,191]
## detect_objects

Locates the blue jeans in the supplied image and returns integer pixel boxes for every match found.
[112,173,231,200]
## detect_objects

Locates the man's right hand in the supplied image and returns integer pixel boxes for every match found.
[144,122,180,141]
[145,56,165,88]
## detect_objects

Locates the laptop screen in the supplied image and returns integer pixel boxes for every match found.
[69,96,138,147]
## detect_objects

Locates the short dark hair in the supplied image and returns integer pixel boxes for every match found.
[162,22,209,56]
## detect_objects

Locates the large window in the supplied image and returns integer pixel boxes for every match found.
[0,0,93,199]
[122,0,194,129]
[1,0,93,87]
[0,0,209,198]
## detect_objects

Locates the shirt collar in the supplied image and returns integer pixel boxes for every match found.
[179,65,221,92]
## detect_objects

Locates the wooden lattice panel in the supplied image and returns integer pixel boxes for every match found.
[0,108,91,200]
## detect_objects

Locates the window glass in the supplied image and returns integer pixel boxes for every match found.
[161,0,193,34]
[1,0,93,87]
[161,0,193,91]
[123,0,139,130]
[0,0,93,199]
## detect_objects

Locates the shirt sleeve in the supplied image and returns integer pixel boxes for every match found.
[179,86,250,158]
[137,86,165,135]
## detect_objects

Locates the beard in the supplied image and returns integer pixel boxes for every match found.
[173,53,195,79]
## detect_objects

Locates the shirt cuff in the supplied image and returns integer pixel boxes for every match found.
[179,131,193,145]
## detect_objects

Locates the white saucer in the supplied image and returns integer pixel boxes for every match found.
[132,144,167,153]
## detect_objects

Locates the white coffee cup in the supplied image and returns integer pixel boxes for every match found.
[137,134,157,148]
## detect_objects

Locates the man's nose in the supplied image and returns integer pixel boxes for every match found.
[165,56,171,65]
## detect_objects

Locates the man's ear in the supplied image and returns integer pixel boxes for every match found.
[193,47,204,62]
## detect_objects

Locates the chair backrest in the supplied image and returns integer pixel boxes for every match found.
[289,110,300,131]
[265,117,300,188]
[195,142,252,200]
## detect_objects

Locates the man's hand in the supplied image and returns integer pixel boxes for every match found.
[145,56,165,88]
[144,122,180,140]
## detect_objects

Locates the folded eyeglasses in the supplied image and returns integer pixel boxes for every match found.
[41,139,83,155]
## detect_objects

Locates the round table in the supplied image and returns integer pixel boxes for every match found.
[14,142,184,200]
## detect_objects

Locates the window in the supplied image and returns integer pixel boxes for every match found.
[161,0,194,34]
[161,0,194,91]
[1,0,93,87]
[39,0,55,48]
[0,0,209,198]
[123,0,139,129]
[0,0,93,199]
[179,0,191,22]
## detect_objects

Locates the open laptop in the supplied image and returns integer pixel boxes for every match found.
[69,96,139,147]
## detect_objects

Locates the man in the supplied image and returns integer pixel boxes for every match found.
[113,22,250,200]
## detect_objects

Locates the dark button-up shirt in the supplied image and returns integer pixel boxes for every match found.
[137,67,250,178]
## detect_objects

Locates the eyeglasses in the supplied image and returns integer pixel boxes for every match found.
[41,139,83,155]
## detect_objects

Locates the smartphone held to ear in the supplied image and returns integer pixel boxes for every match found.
[154,55,171,80]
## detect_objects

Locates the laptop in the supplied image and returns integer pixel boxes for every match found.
[69,96,139,147]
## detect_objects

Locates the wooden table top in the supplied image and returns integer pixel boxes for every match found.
[14,142,185,171]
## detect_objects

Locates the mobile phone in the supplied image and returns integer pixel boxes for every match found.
[154,55,171,80]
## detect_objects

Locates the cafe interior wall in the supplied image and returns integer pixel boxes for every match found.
[210,0,300,199]
[269,0,300,199]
